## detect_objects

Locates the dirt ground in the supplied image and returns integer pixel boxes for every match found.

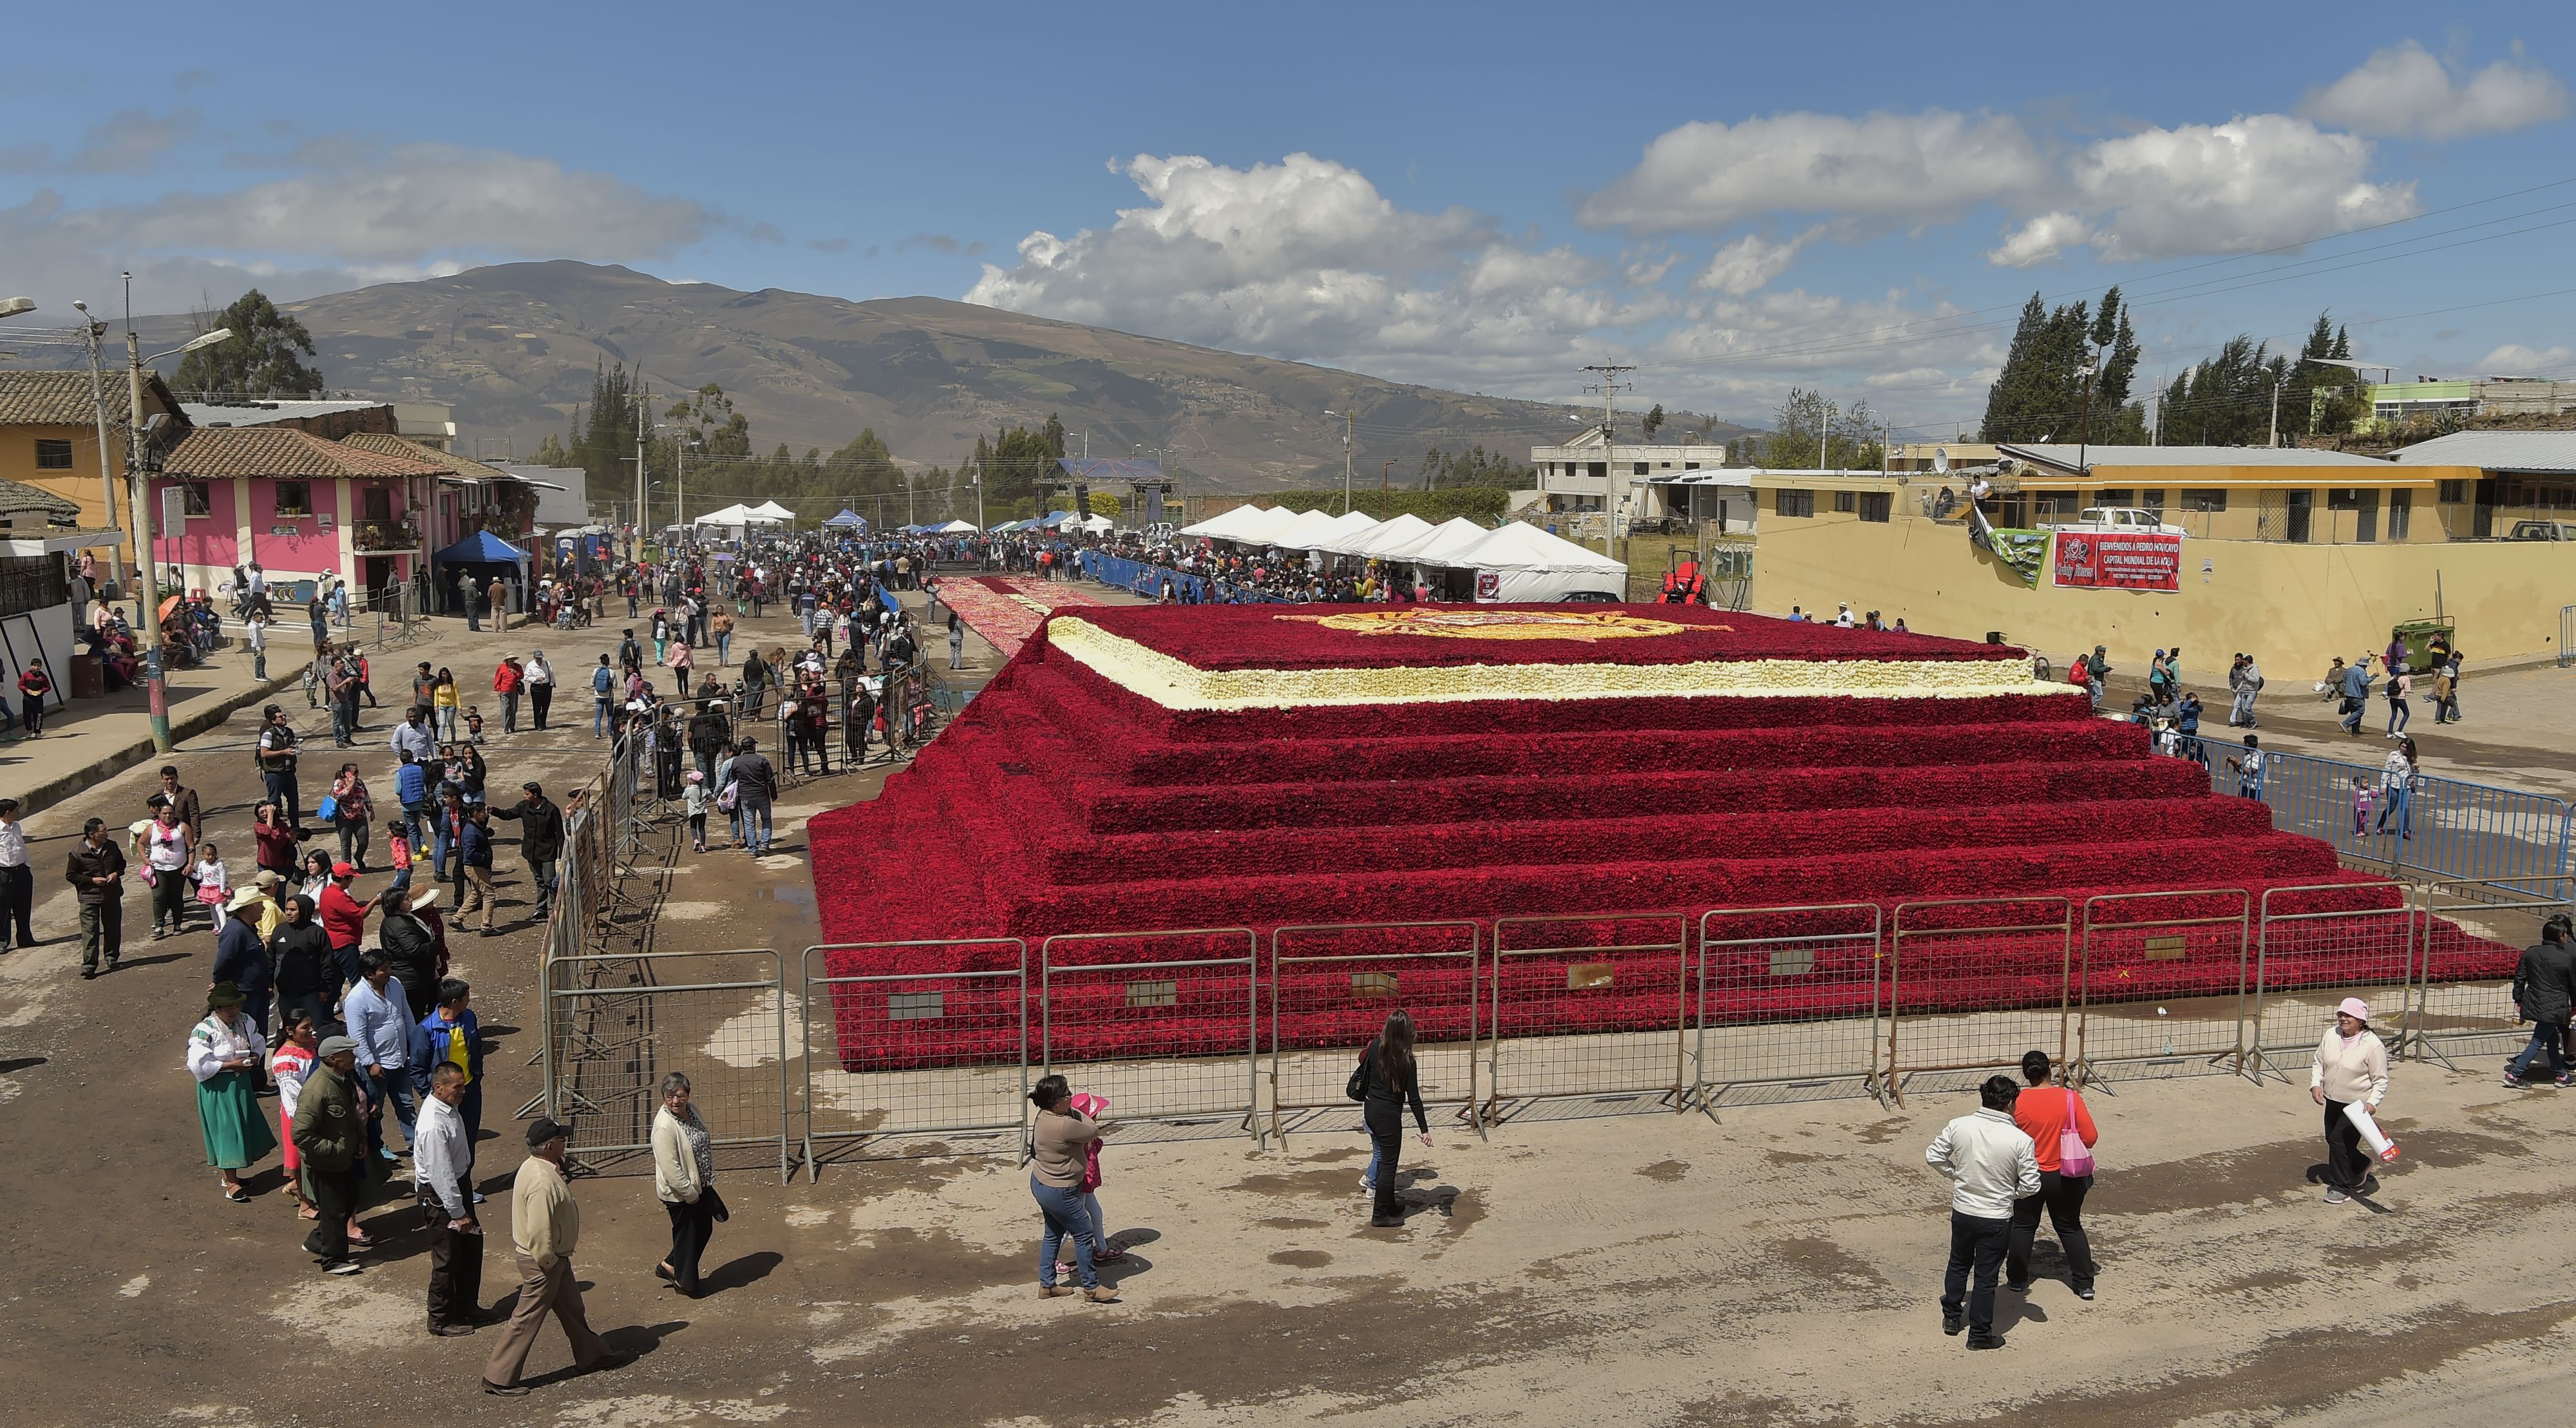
[4,589,2573,1428]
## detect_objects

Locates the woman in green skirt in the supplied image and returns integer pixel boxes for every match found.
[188,982,276,1201]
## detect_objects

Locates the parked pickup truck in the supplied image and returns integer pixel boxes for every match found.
[2506,520,2574,541]
[2056,506,2188,537]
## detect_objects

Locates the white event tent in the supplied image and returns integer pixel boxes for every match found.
[1443,522,1629,602]
[1268,508,1345,549]
[1340,512,1432,557]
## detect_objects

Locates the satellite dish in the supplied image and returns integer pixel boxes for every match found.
[1933,447,1950,474]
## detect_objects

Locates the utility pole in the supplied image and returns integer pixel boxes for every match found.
[74,303,125,593]
[1382,459,1395,493]
[1580,364,1634,543]
[630,383,650,562]
[2076,344,2102,478]
[674,441,685,533]
[1321,410,1355,513]
[2268,371,2282,448]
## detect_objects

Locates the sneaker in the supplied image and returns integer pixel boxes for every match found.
[2002,1279,2031,1293]
[1966,1334,2007,1351]
[323,1260,363,1276]
[1942,1310,1965,1337]
[2323,1188,2350,1204]
[1359,1175,1374,1191]
[2504,1073,2528,1089]
[482,1382,530,1398]
[2557,1075,2574,1089]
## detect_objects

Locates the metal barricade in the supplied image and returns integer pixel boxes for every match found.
[1039,928,1261,1143]
[2561,604,2574,667]
[544,947,793,1182]
[1484,912,1692,1125]
[2244,882,2416,1084]
[2073,890,2250,1088]
[1886,897,2072,1106]
[2414,882,2569,1069]
[1693,904,1886,1110]
[2195,745,2573,890]
[1267,921,1483,1141]
[800,940,1029,1177]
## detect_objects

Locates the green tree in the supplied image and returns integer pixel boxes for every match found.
[1640,403,1665,440]
[1978,287,2145,444]
[1759,388,1882,469]
[2157,336,2287,446]
[171,289,325,399]
[971,414,1068,513]
[1416,444,1536,489]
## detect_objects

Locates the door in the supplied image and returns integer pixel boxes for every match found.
[2286,490,2313,544]
[362,557,395,612]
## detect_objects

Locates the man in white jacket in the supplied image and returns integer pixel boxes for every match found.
[1926,1076,2041,1349]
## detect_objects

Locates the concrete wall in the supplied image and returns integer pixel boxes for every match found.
[1750,508,2576,682]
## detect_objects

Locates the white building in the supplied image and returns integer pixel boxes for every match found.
[1528,429,1746,531]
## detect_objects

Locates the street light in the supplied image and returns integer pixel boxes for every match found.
[124,314,234,754]
[1320,410,1354,514]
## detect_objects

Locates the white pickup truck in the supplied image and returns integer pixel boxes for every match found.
[2057,506,2188,537]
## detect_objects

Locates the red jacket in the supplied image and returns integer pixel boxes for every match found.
[318,883,372,951]
[2012,1085,2098,1174]
[493,662,524,694]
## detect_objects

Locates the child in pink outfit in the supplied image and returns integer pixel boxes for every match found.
[1056,1092,1122,1269]
[2351,777,2376,835]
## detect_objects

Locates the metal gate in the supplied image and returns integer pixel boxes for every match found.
[1039,928,1260,1143]
[1267,921,1483,1141]
[2414,883,2569,1069]
[1886,897,2072,1105]
[800,939,1028,1177]
[2245,882,2415,1084]
[2073,890,2249,1087]
[544,947,793,1181]
[1694,903,1886,1109]
[1485,912,1692,1124]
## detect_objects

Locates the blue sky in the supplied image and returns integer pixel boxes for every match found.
[5,3,2573,438]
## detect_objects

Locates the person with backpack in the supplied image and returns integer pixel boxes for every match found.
[1351,1009,1433,1228]
[591,654,617,739]
[2005,1050,2098,1299]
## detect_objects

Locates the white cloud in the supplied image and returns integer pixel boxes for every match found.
[1578,111,2047,234]
[2063,115,2417,261]
[966,152,1643,392]
[2302,39,2568,140]
[1985,211,2094,268]
[2476,343,2573,372]
[1693,227,1821,295]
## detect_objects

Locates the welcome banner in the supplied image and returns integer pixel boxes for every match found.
[2052,531,2182,591]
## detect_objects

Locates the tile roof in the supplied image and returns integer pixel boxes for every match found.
[0,368,189,428]
[339,433,515,481]
[0,476,82,522]
[163,426,448,481]
[2389,430,2576,472]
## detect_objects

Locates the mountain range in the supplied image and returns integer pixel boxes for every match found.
[137,262,1752,493]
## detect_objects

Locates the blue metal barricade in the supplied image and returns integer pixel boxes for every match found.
[2178,738,2571,893]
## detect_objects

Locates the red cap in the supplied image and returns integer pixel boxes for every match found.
[330,862,356,878]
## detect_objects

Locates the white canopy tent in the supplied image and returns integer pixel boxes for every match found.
[1269,508,1345,549]
[1229,506,1317,545]
[1442,522,1629,602]
[1390,517,1498,565]
[1177,506,1255,539]
[744,500,796,524]
[934,519,980,533]
[693,502,753,525]
[1340,512,1432,558]
[1308,514,1392,555]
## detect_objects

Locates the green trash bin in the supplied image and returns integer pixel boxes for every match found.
[2390,618,2454,675]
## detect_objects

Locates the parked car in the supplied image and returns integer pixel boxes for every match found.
[2506,520,2574,541]
[2058,506,2188,537]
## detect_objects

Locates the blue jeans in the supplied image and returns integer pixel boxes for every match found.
[595,698,611,737]
[264,770,302,830]
[716,633,731,666]
[365,1065,420,1156]
[2509,1019,2570,1080]
[739,799,773,852]
[2374,785,2413,838]
[1032,1177,1098,1289]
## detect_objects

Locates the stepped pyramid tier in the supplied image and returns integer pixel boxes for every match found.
[806,605,2501,1070]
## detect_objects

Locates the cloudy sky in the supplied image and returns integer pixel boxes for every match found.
[4,3,2571,437]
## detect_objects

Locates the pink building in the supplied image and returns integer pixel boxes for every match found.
[153,427,444,608]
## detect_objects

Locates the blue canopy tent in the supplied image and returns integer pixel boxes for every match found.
[822,509,866,529]
[431,531,533,619]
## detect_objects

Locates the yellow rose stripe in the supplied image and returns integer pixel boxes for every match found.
[1046,616,2065,711]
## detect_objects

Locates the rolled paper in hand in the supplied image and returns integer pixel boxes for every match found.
[2343,1101,2401,1163]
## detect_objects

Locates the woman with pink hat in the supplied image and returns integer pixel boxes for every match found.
[2309,997,2391,1204]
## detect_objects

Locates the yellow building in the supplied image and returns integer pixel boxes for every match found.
[0,370,191,575]
[1746,444,2573,678]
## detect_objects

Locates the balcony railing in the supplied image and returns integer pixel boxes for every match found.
[353,519,421,552]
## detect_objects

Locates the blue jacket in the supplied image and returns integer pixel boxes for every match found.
[395,761,430,808]
[412,1007,483,1094]
[213,917,270,999]
[458,819,493,868]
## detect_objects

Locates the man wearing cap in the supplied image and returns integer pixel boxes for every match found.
[2309,998,2391,1204]
[489,782,564,922]
[258,705,303,829]
[211,888,276,1045]
[415,1061,488,1335]
[0,797,32,953]
[484,1118,629,1395]
[317,862,379,989]
[296,1034,368,1275]
[67,816,127,978]
[381,887,445,1022]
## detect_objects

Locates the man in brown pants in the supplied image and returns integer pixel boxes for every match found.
[482,1118,630,1396]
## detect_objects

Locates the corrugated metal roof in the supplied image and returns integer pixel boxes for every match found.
[180,399,387,427]
[2003,443,2394,470]
[2389,430,2576,472]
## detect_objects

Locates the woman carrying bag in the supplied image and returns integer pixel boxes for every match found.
[650,1071,725,1297]
[1351,1009,1434,1228]
[2005,1050,2099,1299]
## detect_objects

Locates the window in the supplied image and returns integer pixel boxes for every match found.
[1776,489,1815,517]
[180,481,211,516]
[0,554,71,617]
[1833,490,1857,513]
[1857,492,1891,523]
[2141,488,2166,515]
[2094,488,2134,507]
[272,481,312,517]
[2437,479,2468,503]
[2180,488,2228,513]
[2389,490,2412,540]
[34,439,73,470]
[2327,488,2379,542]
[1633,462,1649,475]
